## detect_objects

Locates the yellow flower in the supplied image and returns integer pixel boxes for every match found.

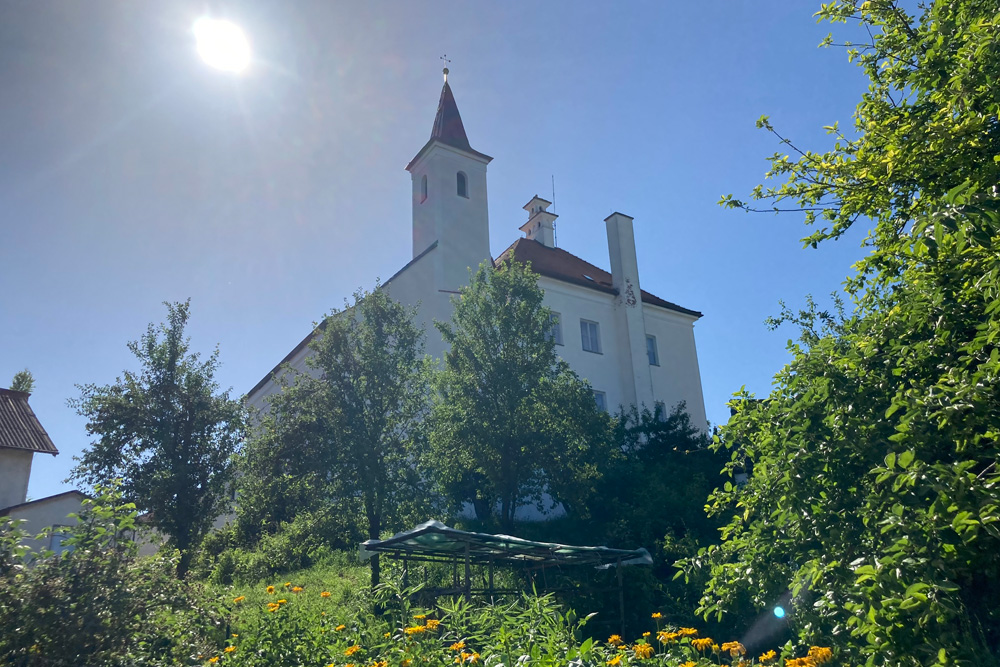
[404,625,427,635]
[450,642,466,652]
[711,644,720,653]
[677,627,698,637]
[633,643,654,659]
[786,659,818,667]
[691,637,714,651]
[808,647,833,664]
[266,585,275,594]
[656,630,677,643]
[233,596,245,604]
[321,591,331,598]
[292,586,304,593]
[759,650,778,663]
[208,658,219,664]
[608,634,624,646]
[413,613,427,620]
[336,624,347,631]
[642,632,650,638]
[425,619,441,630]
[345,645,362,656]
[224,646,236,653]
[266,602,280,612]
[384,632,391,638]
[277,599,287,604]
[402,660,412,667]
[606,656,621,666]
[722,641,746,657]
[680,663,696,667]
[370,661,388,667]
[284,582,291,587]
[650,612,662,619]
[232,634,238,638]
[345,664,354,667]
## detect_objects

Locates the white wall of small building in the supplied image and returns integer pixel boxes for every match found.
[0,449,34,510]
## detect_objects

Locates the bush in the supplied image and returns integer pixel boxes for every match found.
[0,487,223,666]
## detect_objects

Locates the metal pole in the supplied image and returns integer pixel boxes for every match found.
[402,557,409,590]
[617,558,625,637]
[464,544,472,601]
[488,557,495,603]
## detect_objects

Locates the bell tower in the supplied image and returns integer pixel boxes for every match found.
[405,68,492,292]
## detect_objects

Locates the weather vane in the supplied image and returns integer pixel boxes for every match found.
[440,54,451,82]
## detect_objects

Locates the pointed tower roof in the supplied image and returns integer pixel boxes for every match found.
[407,70,492,170]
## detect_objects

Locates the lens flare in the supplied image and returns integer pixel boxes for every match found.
[193,18,250,73]
[773,606,786,618]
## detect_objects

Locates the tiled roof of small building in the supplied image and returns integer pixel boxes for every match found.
[495,238,702,318]
[0,388,59,455]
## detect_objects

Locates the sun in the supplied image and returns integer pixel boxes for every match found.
[193,17,251,73]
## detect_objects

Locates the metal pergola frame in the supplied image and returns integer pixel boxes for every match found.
[360,520,651,634]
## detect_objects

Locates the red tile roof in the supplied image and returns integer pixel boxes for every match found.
[495,238,702,318]
[0,389,59,455]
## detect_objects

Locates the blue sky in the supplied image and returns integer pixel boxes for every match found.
[1,1,872,500]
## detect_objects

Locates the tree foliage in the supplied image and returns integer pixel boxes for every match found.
[692,2,1000,665]
[70,300,244,575]
[9,369,35,394]
[428,259,614,532]
[237,285,431,586]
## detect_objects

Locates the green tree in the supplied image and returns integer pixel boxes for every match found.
[429,259,613,532]
[238,285,431,586]
[69,300,244,576]
[690,2,1000,665]
[9,369,34,394]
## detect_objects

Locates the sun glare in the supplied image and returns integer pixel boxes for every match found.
[193,18,250,73]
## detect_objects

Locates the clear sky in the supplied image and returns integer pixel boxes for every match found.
[1,1,872,501]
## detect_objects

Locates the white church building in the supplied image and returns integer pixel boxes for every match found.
[248,71,707,429]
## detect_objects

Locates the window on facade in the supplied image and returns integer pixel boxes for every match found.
[547,312,563,345]
[654,401,666,421]
[580,319,601,353]
[420,174,428,203]
[457,171,468,198]
[593,390,607,412]
[646,334,659,366]
[50,530,72,556]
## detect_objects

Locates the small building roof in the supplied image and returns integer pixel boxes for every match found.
[496,238,702,318]
[361,520,652,568]
[0,389,59,455]
[0,490,87,516]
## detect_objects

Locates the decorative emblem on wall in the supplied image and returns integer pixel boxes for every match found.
[624,278,637,308]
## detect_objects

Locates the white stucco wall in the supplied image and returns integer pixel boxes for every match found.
[0,449,34,510]
[3,491,85,553]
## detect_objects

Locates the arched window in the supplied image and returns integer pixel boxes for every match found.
[420,174,428,203]
[456,171,468,198]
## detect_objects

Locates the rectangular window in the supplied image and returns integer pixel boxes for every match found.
[580,319,601,354]
[547,313,563,346]
[654,401,666,422]
[646,334,659,366]
[593,390,607,412]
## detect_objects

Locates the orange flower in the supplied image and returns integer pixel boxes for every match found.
[607,634,624,646]
[651,612,662,619]
[722,641,746,657]
[232,596,245,604]
[266,602,280,612]
[677,627,698,637]
[345,645,361,656]
[808,647,833,664]
[691,637,714,651]
[266,585,275,594]
[292,586,303,593]
[759,650,778,663]
[606,656,621,666]
[335,624,347,631]
[321,591,331,598]
[425,619,441,630]
[208,658,219,664]
[633,643,654,659]
[224,646,236,653]
[277,599,287,604]
[404,626,426,635]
